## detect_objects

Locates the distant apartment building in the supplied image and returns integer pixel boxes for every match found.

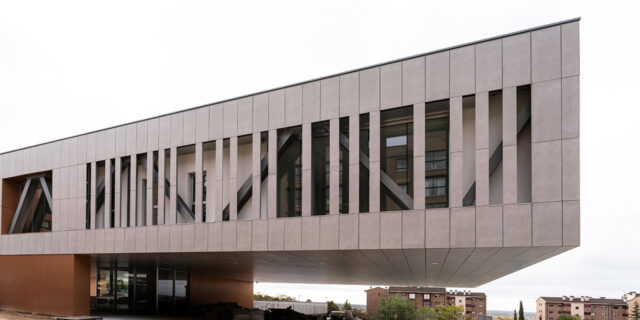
[537,296,628,320]
[622,292,640,320]
[366,287,486,319]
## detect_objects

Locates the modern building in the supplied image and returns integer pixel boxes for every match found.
[537,296,628,320]
[0,18,580,317]
[366,287,486,320]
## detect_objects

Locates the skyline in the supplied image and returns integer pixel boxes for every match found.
[1,0,639,311]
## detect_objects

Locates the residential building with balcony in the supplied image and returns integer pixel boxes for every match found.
[537,296,628,320]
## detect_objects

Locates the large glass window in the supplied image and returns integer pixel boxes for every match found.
[277,126,302,217]
[380,106,413,211]
[176,145,195,223]
[1,173,53,234]
[425,100,449,208]
[311,121,329,215]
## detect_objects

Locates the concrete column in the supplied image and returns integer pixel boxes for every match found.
[449,97,463,207]
[195,143,203,223]
[301,123,311,216]
[90,162,96,229]
[105,159,112,229]
[502,87,518,204]
[413,103,426,210]
[146,151,154,226]
[348,114,359,213]
[114,158,121,227]
[475,92,489,206]
[329,118,339,214]
[169,148,177,225]
[130,154,137,227]
[229,136,238,221]
[369,111,380,212]
[157,150,166,225]
[215,139,223,221]
[252,132,262,219]
[268,130,277,219]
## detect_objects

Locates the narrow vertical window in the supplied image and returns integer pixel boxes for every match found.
[517,86,532,203]
[462,95,476,207]
[203,141,217,222]
[136,153,147,226]
[151,152,158,225]
[339,117,349,213]
[86,163,91,229]
[110,159,116,227]
[311,121,330,215]
[425,100,449,208]
[237,134,253,220]
[488,91,503,205]
[119,157,130,227]
[380,106,413,211]
[277,126,302,217]
[163,149,170,224]
[359,114,369,213]
[96,161,105,228]
[176,145,195,223]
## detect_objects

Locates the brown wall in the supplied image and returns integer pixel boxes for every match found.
[366,287,389,318]
[1,179,21,234]
[0,254,90,316]
[190,271,253,308]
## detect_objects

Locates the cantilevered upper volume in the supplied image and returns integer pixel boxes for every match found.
[0,18,580,310]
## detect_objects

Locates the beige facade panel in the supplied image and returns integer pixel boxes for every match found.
[340,72,359,117]
[425,51,449,102]
[450,46,475,97]
[532,26,561,83]
[359,67,380,112]
[380,62,402,110]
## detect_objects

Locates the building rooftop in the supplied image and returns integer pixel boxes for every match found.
[540,297,626,305]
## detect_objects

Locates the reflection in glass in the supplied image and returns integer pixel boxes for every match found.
[425,102,449,208]
[311,121,329,215]
[380,106,413,211]
[277,126,302,217]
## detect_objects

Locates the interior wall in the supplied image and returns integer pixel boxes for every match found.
[189,271,253,308]
[0,254,90,316]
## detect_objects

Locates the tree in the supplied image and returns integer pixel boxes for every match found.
[328,301,340,313]
[414,307,437,320]
[557,315,581,320]
[513,310,517,320]
[632,302,640,320]
[377,296,416,320]
[254,292,296,301]
[306,298,312,302]
[519,301,525,320]
[344,299,353,310]
[434,305,465,320]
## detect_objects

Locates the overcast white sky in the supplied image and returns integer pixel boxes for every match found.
[1,0,639,312]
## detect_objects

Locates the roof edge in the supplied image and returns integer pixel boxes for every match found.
[1,17,580,156]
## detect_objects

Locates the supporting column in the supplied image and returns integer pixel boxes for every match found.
[169,147,177,225]
[105,159,112,228]
[252,132,262,219]
[90,162,96,229]
[503,87,518,204]
[369,111,380,212]
[146,151,154,226]
[348,115,359,213]
[449,97,463,207]
[114,158,121,227]
[157,150,166,225]
[0,255,90,316]
[215,139,223,221]
[268,130,277,219]
[476,92,489,206]
[413,103,426,210]
[130,154,137,227]
[195,143,203,223]
[229,136,238,221]
[329,118,339,215]
[301,124,311,216]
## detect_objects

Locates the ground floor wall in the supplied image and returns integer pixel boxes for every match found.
[190,270,253,309]
[0,254,90,316]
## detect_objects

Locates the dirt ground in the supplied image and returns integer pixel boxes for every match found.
[0,310,53,319]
